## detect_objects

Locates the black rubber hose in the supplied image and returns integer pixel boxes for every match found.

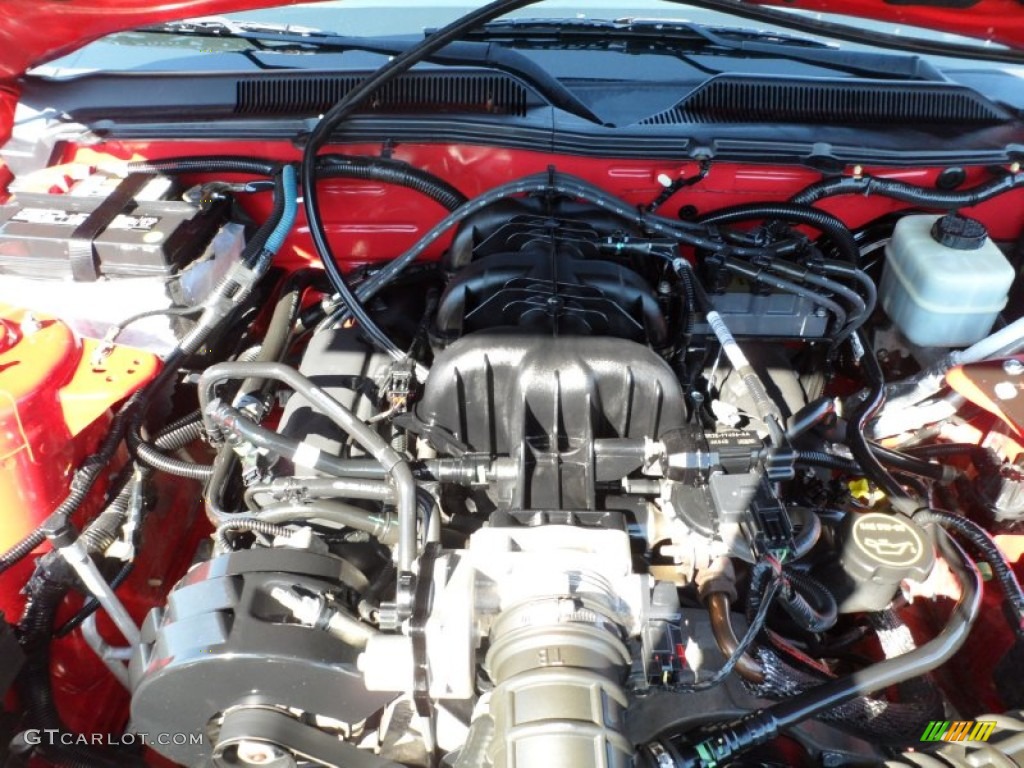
[242,168,288,262]
[915,507,1024,638]
[698,202,859,264]
[660,530,981,767]
[207,403,384,479]
[788,507,823,560]
[793,450,862,474]
[904,442,993,463]
[871,444,952,483]
[778,570,838,632]
[791,171,1024,208]
[203,444,240,528]
[845,331,913,508]
[318,155,467,212]
[127,156,280,178]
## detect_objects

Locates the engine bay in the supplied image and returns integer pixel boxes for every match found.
[3,35,1024,768]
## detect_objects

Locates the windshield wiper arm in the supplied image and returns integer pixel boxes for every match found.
[136,19,605,125]
[472,17,947,82]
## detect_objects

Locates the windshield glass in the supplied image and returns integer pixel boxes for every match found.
[31,0,1013,77]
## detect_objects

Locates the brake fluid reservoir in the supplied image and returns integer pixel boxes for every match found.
[880,213,1014,347]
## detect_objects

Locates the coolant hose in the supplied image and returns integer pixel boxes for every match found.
[655,529,981,767]
[318,155,467,212]
[199,362,418,572]
[791,171,1024,208]
[915,507,1024,637]
[207,403,395,480]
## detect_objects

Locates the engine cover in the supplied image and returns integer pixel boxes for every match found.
[415,334,686,509]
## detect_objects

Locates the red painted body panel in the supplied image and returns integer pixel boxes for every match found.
[63,141,1024,272]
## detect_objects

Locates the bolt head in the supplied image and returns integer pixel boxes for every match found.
[1004,359,1024,376]
[235,741,279,765]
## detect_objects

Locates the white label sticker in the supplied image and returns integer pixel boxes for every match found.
[11,208,89,227]
[107,214,161,232]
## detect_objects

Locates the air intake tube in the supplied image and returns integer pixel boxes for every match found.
[483,597,633,768]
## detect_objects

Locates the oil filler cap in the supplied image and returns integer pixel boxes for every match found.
[816,512,934,613]
[930,212,988,250]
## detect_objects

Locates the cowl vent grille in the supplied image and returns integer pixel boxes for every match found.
[236,72,530,117]
[640,76,1009,126]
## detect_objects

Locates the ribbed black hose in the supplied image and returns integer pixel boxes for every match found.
[318,155,467,212]
[127,156,280,178]
[794,450,862,474]
[791,171,1024,208]
[131,439,214,481]
[915,507,1024,638]
[778,570,838,632]
[153,415,203,449]
[698,202,859,264]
